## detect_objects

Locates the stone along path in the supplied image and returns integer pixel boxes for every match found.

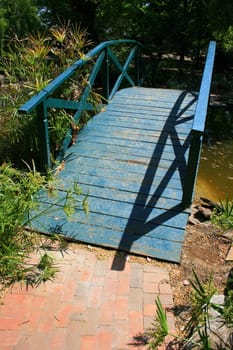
[0,247,176,349]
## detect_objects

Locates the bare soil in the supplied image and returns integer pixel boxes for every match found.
[168,221,232,333]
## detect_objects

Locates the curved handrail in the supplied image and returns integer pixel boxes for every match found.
[18,39,143,169]
[19,39,142,114]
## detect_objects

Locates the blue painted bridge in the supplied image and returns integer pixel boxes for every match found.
[19,40,216,263]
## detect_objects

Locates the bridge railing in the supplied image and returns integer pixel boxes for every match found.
[182,41,216,208]
[18,40,143,170]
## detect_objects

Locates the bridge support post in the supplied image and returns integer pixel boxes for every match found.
[182,131,202,208]
[135,46,142,86]
[103,48,110,100]
[36,102,51,172]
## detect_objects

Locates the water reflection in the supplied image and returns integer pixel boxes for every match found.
[195,139,233,201]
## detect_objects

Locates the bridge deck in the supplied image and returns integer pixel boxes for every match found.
[32,87,198,263]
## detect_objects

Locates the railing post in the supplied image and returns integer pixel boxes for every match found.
[135,45,141,86]
[103,48,110,100]
[36,102,51,172]
[182,130,202,208]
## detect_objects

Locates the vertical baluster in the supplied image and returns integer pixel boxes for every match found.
[182,130,202,208]
[135,45,142,86]
[36,101,51,172]
[103,47,110,100]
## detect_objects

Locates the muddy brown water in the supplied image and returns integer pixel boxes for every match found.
[195,139,233,202]
[194,106,233,202]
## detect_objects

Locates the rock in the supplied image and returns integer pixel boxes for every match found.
[226,245,233,261]
[188,215,200,225]
[222,230,233,241]
[200,197,218,209]
[183,279,190,286]
[185,295,233,349]
[208,295,233,349]
[197,206,212,220]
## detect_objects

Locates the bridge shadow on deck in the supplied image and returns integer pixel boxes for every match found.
[111,90,197,270]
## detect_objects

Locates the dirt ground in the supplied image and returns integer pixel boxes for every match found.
[168,220,232,333]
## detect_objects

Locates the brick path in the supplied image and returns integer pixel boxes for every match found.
[0,247,176,349]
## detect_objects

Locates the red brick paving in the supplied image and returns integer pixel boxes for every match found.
[0,248,176,349]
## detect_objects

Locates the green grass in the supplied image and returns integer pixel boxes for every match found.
[0,163,56,286]
[211,197,233,230]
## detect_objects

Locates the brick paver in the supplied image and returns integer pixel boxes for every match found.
[0,248,176,349]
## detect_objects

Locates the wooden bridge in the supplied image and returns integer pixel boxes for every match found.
[19,40,216,264]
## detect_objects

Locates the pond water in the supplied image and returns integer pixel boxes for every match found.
[194,107,233,202]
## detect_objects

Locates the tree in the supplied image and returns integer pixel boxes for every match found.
[0,0,41,50]
[36,0,98,39]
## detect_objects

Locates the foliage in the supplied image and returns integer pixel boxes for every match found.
[2,0,233,66]
[0,162,54,286]
[211,197,233,230]
[0,0,41,51]
[222,290,233,327]
[0,23,94,166]
[147,270,233,350]
[147,297,169,350]
[0,162,88,287]
[183,270,216,348]
[92,0,233,62]
[36,0,97,38]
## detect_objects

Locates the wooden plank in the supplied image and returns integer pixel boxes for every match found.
[73,136,190,161]
[31,215,183,262]
[32,203,187,241]
[101,108,195,121]
[94,110,194,125]
[65,146,188,172]
[36,190,188,227]
[60,166,183,190]
[77,122,191,141]
[75,134,189,153]
[68,177,184,200]
[90,116,192,134]
[70,140,189,164]
[37,184,186,211]
[63,152,186,179]
[76,125,189,143]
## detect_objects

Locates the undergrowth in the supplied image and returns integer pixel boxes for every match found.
[211,197,233,230]
[0,162,88,289]
[0,22,102,166]
[147,270,233,350]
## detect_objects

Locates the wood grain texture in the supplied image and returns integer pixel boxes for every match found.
[31,87,198,263]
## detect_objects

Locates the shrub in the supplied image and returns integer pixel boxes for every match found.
[0,162,87,288]
[211,197,233,230]
[0,22,95,166]
[147,270,233,350]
